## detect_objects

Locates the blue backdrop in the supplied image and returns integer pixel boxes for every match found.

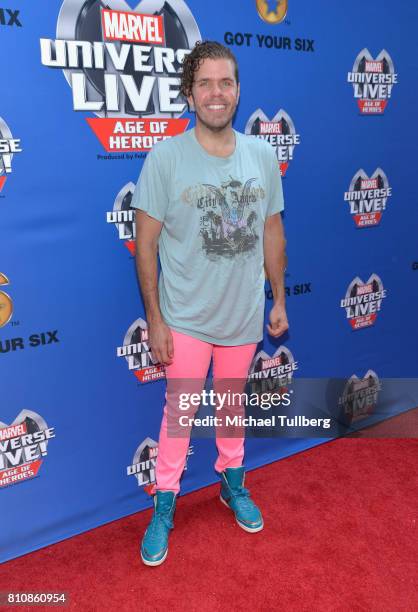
[1,0,417,563]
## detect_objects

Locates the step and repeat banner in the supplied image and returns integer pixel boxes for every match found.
[1,1,418,562]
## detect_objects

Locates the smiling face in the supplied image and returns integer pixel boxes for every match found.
[187,58,240,132]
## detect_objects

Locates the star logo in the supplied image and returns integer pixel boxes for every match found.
[266,0,280,14]
[256,0,288,24]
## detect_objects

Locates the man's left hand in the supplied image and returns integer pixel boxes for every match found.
[267,303,289,337]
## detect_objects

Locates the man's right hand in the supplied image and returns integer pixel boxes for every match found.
[148,321,174,366]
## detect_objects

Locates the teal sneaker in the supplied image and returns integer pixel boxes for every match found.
[140,490,176,566]
[219,467,264,533]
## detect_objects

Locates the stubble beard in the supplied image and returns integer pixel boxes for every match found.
[193,99,239,134]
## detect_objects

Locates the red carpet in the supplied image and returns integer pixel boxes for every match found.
[1,435,417,611]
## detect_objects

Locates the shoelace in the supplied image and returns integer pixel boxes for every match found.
[229,487,256,512]
[146,511,173,541]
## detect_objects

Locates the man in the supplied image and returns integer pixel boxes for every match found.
[132,41,288,566]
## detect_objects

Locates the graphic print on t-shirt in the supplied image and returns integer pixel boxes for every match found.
[182,176,265,260]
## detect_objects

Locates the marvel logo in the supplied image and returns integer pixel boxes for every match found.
[360,178,378,189]
[365,61,383,73]
[259,121,282,135]
[356,283,373,295]
[101,8,164,44]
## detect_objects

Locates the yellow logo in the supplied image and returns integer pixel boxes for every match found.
[0,273,13,327]
[256,0,288,24]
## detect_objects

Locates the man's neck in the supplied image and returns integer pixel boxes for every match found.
[194,122,236,158]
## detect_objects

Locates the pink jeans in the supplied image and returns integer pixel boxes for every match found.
[155,329,257,494]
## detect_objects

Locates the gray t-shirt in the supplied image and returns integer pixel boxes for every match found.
[131,128,284,346]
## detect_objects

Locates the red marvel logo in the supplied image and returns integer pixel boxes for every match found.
[101,8,165,45]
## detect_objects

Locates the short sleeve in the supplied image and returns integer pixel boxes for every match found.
[130,147,170,222]
[266,147,284,216]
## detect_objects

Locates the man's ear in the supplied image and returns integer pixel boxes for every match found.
[236,82,240,104]
[187,93,195,112]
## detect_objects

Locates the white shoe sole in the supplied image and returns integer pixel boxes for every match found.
[141,548,168,567]
[220,495,264,533]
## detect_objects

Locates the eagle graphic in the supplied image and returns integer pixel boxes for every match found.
[202,177,257,233]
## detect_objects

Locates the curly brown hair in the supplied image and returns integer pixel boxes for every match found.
[180,41,239,98]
